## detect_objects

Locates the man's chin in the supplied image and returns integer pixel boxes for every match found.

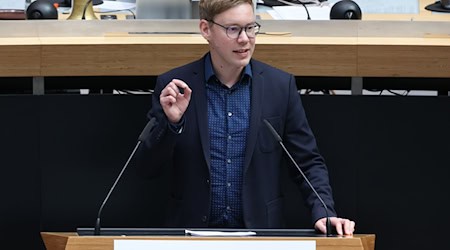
[235,57,252,67]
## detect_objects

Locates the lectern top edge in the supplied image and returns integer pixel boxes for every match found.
[76,227,319,237]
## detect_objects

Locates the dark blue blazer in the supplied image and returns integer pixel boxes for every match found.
[138,54,336,228]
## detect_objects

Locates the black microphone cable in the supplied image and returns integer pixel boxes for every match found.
[278,0,312,20]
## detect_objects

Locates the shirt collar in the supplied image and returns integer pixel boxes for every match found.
[204,53,252,85]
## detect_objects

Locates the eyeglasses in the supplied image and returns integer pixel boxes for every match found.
[208,20,261,39]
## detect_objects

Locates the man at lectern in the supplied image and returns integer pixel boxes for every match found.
[137,0,355,235]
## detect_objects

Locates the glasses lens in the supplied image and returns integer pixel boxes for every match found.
[224,23,260,39]
[226,26,241,38]
[245,24,259,37]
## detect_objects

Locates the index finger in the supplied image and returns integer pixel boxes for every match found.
[172,79,191,94]
[171,79,188,89]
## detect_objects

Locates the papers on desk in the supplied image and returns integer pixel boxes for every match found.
[265,0,420,20]
[0,0,25,10]
[185,230,257,236]
[268,5,331,20]
[96,0,136,12]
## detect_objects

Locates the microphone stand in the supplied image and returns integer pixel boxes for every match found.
[94,117,156,235]
[263,119,332,236]
[94,141,142,235]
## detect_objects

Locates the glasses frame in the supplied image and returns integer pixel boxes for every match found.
[207,20,261,39]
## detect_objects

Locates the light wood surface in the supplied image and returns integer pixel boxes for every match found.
[0,43,41,77]
[1,0,449,79]
[41,232,375,250]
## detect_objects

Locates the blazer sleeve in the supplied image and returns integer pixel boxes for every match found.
[136,74,181,179]
[283,74,337,224]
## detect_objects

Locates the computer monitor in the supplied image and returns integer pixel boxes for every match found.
[135,0,195,19]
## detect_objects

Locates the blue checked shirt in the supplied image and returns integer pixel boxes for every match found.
[205,53,252,228]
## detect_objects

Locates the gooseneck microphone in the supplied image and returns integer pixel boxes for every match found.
[94,117,157,235]
[263,119,332,236]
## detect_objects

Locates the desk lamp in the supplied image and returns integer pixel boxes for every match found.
[60,0,103,7]
[67,0,99,19]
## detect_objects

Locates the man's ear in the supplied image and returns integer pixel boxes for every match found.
[199,19,211,41]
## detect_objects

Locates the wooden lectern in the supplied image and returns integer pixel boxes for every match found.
[41,232,375,250]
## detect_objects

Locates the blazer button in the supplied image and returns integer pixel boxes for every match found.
[206,179,210,185]
[202,216,207,222]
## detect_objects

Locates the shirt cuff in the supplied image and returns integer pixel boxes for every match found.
[168,118,184,134]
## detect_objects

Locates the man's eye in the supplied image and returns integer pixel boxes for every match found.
[228,26,241,33]
[246,26,255,31]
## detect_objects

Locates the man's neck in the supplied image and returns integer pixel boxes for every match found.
[212,63,244,88]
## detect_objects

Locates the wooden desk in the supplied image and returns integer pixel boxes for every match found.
[1,17,449,94]
[41,232,376,250]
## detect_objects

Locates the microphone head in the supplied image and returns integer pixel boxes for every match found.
[441,0,450,9]
[26,0,58,20]
[330,0,362,20]
[263,119,283,142]
[138,117,157,142]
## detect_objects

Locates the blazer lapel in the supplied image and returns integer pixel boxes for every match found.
[191,59,211,171]
[243,61,264,175]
